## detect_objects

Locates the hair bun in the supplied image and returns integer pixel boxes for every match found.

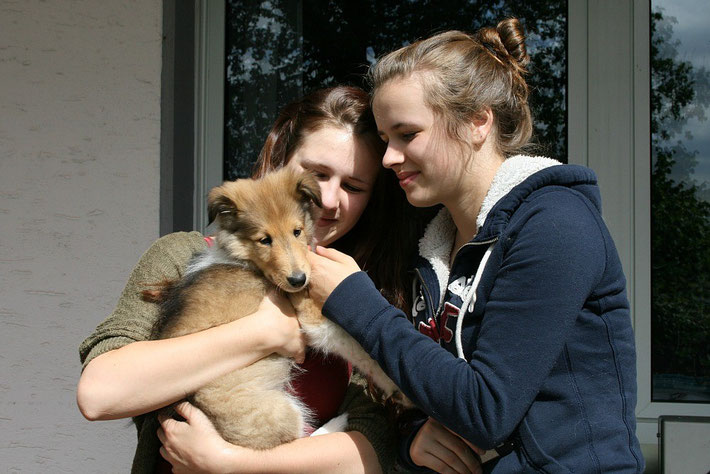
[496,18,529,68]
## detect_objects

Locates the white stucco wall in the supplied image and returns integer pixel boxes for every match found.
[0,1,163,471]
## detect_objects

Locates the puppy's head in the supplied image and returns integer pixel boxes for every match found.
[207,168,322,292]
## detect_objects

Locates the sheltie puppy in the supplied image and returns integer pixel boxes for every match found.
[147,167,409,450]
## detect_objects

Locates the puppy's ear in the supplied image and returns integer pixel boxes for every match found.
[207,185,238,226]
[296,171,322,208]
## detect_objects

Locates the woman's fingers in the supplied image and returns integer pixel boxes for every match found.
[170,401,218,431]
[413,447,475,474]
[155,401,235,473]
[410,417,482,474]
[157,411,178,431]
[314,245,354,263]
[433,436,481,474]
[159,445,172,462]
[172,401,197,422]
[306,246,362,307]
[412,451,460,474]
[256,292,306,362]
[262,290,296,317]
[443,424,486,456]
[157,415,182,466]
[156,426,166,444]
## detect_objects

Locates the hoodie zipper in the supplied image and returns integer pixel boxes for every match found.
[414,267,436,318]
[417,236,499,320]
[446,237,498,311]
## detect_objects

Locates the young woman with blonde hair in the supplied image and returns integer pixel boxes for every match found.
[307,20,644,472]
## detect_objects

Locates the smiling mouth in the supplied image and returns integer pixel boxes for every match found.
[397,171,419,187]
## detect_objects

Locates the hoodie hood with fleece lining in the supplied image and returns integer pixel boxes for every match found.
[416,155,583,358]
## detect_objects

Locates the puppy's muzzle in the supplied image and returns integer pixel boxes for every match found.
[287,272,307,290]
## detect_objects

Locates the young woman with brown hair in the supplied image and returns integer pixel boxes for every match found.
[77,86,429,473]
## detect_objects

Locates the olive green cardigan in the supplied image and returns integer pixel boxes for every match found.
[79,232,397,473]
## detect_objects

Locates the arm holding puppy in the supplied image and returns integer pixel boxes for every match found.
[77,232,306,421]
[157,386,389,474]
[78,292,304,420]
[79,233,397,473]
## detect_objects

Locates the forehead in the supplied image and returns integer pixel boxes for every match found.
[238,199,305,236]
[289,126,380,182]
[372,75,432,123]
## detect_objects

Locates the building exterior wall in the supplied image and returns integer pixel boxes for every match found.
[0,1,162,471]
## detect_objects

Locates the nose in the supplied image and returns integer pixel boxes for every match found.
[382,143,404,169]
[287,271,307,289]
[320,180,340,211]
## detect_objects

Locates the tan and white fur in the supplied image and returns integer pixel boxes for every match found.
[149,168,409,450]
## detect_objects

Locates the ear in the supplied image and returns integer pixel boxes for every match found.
[470,108,494,145]
[207,185,238,224]
[295,171,322,208]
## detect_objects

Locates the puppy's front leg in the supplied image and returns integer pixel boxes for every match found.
[288,291,414,408]
[288,290,324,325]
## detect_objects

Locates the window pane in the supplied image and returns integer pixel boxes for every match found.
[650,0,710,402]
[224,0,567,180]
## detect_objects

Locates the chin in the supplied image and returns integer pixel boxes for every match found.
[314,230,336,247]
[405,193,437,208]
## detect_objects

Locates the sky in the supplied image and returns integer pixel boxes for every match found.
[656,0,710,189]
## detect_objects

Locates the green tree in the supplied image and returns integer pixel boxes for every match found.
[225,1,304,179]
[650,8,710,397]
[225,0,567,179]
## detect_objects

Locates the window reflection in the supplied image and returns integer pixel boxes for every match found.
[224,0,567,179]
[224,1,303,180]
[650,1,710,402]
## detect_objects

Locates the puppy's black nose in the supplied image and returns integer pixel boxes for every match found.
[287,272,307,289]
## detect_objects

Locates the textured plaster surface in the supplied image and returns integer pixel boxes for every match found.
[1,1,162,471]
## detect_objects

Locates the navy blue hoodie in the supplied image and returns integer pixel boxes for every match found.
[323,156,644,472]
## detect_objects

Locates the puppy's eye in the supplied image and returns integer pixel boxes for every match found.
[259,236,272,246]
[293,229,302,237]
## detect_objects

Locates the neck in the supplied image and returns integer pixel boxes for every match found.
[445,148,504,244]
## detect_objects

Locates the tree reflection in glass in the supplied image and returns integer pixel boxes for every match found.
[224,0,567,179]
[650,2,710,403]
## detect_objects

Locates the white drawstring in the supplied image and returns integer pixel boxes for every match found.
[455,243,495,360]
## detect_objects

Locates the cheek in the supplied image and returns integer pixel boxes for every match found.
[252,245,271,266]
[343,192,371,224]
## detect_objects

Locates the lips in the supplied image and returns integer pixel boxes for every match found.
[396,171,420,187]
[317,217,338,227]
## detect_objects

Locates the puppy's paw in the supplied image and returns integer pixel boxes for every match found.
[289,291,325,325]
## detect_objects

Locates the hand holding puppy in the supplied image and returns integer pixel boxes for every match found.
[158,401,237,473]
[410,417,485,474]
[256,291,307,364]
[306,246,362,309]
